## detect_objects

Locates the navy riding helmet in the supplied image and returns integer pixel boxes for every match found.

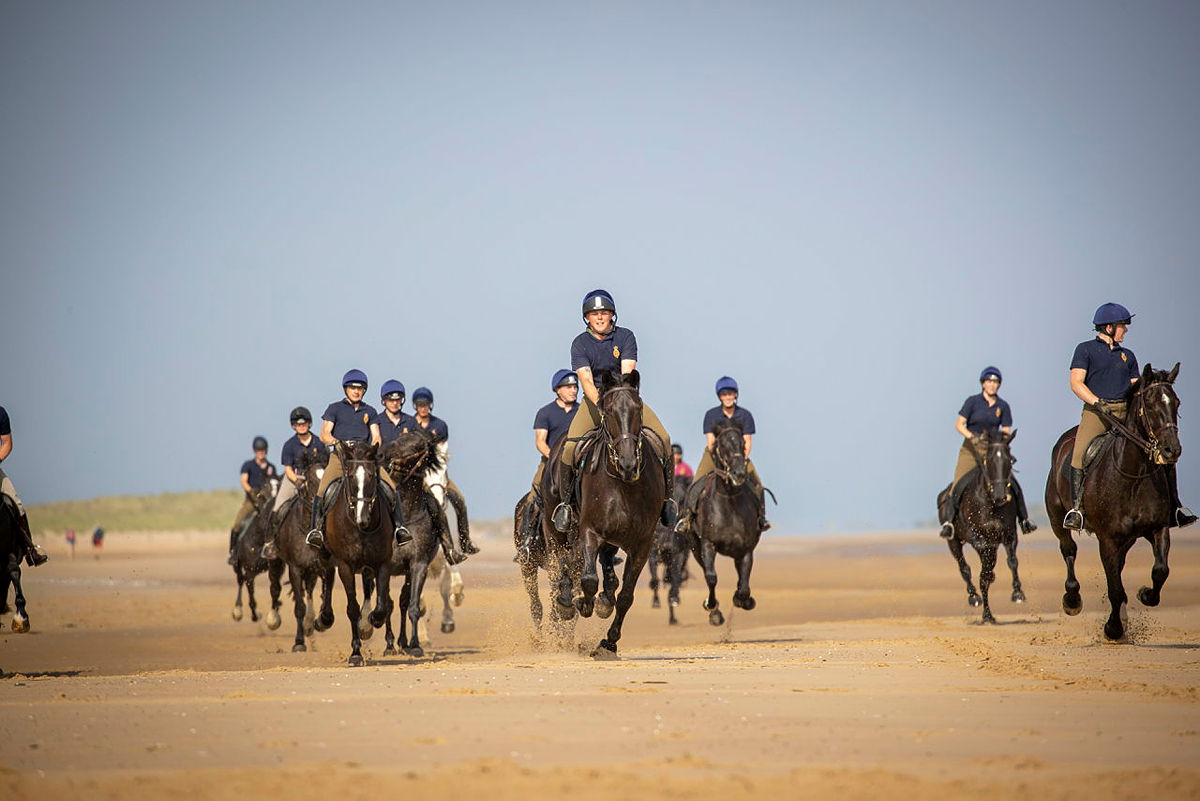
[715,376,739,396]
[342,369,368,388]
[252,436,268,452]
[979,366,1002,384]
[551,369,578,392]
[380,379,405,401]
[582,289,616,317]
[412,386,434,406]
[1093,302,1134,328]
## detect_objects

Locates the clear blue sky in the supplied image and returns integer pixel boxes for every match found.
[2,1,1197,532]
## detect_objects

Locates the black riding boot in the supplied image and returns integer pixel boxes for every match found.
[227,527,239,565]
[515,492,542,563]
[306,495,325,548]
[1063,467,1086,531]
[673,479,704,534]
[551,459,576,533]
[260,510,281,560]
[16,512,48,566]
[755,486,771,532]
[1165,464,1197,528]
[660,459,678,528]
[386,497,412,547]
[937,490,957,539]
[1011,478,1038,534]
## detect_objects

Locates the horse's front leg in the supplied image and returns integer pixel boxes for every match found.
[6,555,28,633]
[574,528,600,618]
[1055,526,1082,615]
[356,569,375,641]
[265,560,284,631]
[648,547,662,608]
[521,560,543,629]
[699,538,723,626]
[947,535,980,607]
[315,564,335,631]
[1004,532,1025,603]
[666,546,686,625]
[595,544,619,619]
[439,565,456,633]
[368,563,392,630]
[1138,528,1171,607]
[404,561,430,657]
[732,549,756,611]
[288,565,308,651]
[449,567,464,607]
[978,544,997,625]
[245,570,260,622]
[1099,536,1133,641]
[337,562,364,666]
[593,539,652,659]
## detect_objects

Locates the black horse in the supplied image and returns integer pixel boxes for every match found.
[230,477,283,628]
[379,429,446,658]
[513,488,579,643]
[544,369,666,659]
[687,419,762,626]
[936,429,1025,624]
[271,449,336,652]
[0,499,31,633]
[1045,363,1184,641]
[323,439,394,666]
[648,474,692,625]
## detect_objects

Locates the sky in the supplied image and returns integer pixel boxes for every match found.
[2,1,1198,533]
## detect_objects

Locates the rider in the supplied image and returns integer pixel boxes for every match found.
[551,289,676,533]
[674,376,769,534]
[1063,303,1195,530]
[409,386,479,558]
[937,366,1037,539]
[516,369,580,560]
[376,379,415,444]
[260,407,326,559]
[306,369,410,549]
[0,405,49,566]
[227,436,277,564]
[672,443,693,479]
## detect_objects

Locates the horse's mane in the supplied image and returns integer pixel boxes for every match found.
[711,418,744,436]
[380,429,443,483]
[1123,363,1179,405]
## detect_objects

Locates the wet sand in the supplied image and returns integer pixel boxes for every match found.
[2,527,1199,800]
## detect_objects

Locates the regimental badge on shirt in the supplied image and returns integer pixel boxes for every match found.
[612,346,620,359]
[1121,353,1127,362]
[362,413,370,424]
[995,408,1001,418]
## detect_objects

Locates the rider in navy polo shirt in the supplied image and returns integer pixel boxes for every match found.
[376,379,415,445]
[1063,303,1195,530]
[307,370,409,548]
[675,376,769,534]
[552,289,676,533]
[0,405,49,566]
[937,367,1036,539]
[410,386,478,559]
[227,436,278,563]
[516,369,580,560]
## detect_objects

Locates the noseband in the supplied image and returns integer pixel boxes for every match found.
[599,385,644,481]
[339,449,380,519]
[711,431,746,487]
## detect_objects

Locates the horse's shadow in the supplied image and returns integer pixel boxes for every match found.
[966,617,1039,627]
[2,669,87,679]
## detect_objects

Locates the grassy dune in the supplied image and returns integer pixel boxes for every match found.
[27,489,245,534]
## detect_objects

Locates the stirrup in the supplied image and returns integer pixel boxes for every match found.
[673,513,691,535]
[1020,519,1038,534]
[551,502,574,533]
[226,549,238,566]
[305,529,325,548]
[939,522,954,539]
[1062,509,1084,531]
[394,525,412,546]
[1175,506,1197,528]
[260,540,279,560]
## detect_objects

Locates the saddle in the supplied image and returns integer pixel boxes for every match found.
[942,466,982,507]
[1059,431,1117,481]
[318,477,395,517]
[0,493,17,516]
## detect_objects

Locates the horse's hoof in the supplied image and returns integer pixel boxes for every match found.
[452,592,465,607]
[668,617,679,626]
[358,623,374,641]
[348,653,364,667]
[231,606,243,622]
[266,610,282,630]
[575,597,594,618]
[595,595,614,619]
[591,640,619,660]
[441,621,455,634]
[982,613,997,625]
[669,598,680,608]
[292,642,307,653]
[368,610,387,629]
[404,646,424,658]
[304,623,316,637]
[651,598,662,609]
[11,616,30,634]
[383,646,397,656]
[968,594,982,608]
[1104,620,1125,641]
[1137,587,1159,607]
[1063,593,1083,615]
[702,599,716,611]
[318,611,335,630]
[1012,590,1026,604]
[734,595,756,611]
[708,609,724,627]
[249,612,260,623]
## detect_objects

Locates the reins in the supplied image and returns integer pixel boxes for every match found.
[1091,381,1176,465]
[597,385,646,481]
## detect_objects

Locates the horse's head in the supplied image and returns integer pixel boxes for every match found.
[711,418,747,487]
[250,476,279,510]
[380,429,440,488]
[979,428,1015,506]
[597,369,645,483]
[1130,362,1182,465]
[296,448,330,498]
[335,439,381,528]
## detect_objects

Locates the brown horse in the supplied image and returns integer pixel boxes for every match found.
[0,499,31,633]
[687,418,762,626]
[323,439,394,666]
[545,369,666,659]
[936,429,1024,624]
[648,474,692,625]
[1045,363,1183,641]
[230,477,283,628]
[271,449,336,652]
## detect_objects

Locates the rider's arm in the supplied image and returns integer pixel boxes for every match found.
[704,432,716,451]
[1070,368,1099,405]
[535,429,551,459]
[284,465,300,484]
[620,358,636,375]
[0,433,11,462]
[320,420,336,446]
[743,433,752,458]
[369,423,382,447]
[955,414,973,439]
[240,471,253,494]
[577,367,600,406]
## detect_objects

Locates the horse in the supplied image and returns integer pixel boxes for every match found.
[936,429,1025,624]
[0,499,31,633]
[648,474,692,625]
[1045,362,1184,641]
[271,449,336,652]
[378,429,446,657]
[545,369,667,659]
[229,476,283,628]
[322,439,394,666]
[686,418,763,626]
[513,488,578,643]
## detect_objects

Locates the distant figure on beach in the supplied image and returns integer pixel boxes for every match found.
[65,528,76,559]
[92,523,105,559]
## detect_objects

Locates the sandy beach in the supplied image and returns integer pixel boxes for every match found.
[2,526,1199,800]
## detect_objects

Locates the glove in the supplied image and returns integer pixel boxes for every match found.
[1093,400,1111,415]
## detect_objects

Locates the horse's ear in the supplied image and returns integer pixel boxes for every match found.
[595,369,614,394]
[1142,363,1155,382]
[626,369,640,390]
[367,441,379,459]
[1168,362,1180,382]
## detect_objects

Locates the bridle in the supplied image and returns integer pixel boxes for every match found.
[711,429,746,487]
[1095,381,1180,466]
[338,443,380,522]
[599,385,645,482]
[387,447,430,485]
[970,435,1013,506]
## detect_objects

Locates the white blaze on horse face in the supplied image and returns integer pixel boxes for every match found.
[355,465,366,521]
[1163,392,1172,411]
[316,468,325,480]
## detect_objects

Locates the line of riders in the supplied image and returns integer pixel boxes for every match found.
[227,377,480,570]
[937,302,1194,540]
